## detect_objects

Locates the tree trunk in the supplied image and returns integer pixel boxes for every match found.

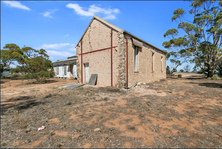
[207,66,214,77]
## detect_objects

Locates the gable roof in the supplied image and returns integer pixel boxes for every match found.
[76,15,166,55]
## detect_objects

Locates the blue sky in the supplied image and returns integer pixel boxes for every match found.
[1,1,193,70]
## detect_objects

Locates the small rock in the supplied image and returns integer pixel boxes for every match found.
[94,128,101,132]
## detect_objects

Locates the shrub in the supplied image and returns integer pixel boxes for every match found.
[180,69,184,72]
[166,66,171,75]
[10,74,21,79]
[22,71,54,83]
[104,97,109,101]
[211,74,221,80]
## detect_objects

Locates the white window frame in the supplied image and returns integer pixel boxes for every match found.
[161,56,163,72]
[134,46,139,72]
[57,67,59,75]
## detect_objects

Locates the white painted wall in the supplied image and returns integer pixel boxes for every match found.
[73,62,77,79]
[53,62,77,78]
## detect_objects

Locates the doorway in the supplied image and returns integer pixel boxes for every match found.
[84,63,89,83]
[69,64,73,78]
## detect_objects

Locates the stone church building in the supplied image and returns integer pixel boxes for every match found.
[76,15,166,88]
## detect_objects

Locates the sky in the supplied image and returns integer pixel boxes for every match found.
[1,1,194,70]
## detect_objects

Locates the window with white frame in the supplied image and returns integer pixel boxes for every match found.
[161,56,163,72]
[134,46,139,71]
[57,67,59,75]
[152,52,154,72]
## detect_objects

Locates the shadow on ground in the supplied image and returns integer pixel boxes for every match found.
[184,77,207,80]
[197,82,222,88]
[1,96,48,115]
[189,82,222,88]
[2,96,35,102]
[26,80,58,84]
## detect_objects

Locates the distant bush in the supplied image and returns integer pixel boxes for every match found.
[166,66,171,75]
[172,68,177,72]
[211,74,221,80]
[10,67,22,74]
[10,74,21,79]
[180,69,184,72]
[22,71,54,83]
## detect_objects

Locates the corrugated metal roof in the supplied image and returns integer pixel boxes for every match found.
[53,58,76,65]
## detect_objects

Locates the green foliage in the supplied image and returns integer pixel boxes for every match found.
[172,8,185,21]
[162,50,171,60]
[1,43,54,83]
[28,56,52,73]
[67,55,77,59]
[10,74,21,79]
[163,29,178,37]
[22,71,54,83]
[104,97,109,101]
[216,60,222,76]
[10,67,22,74]
[211,74,221,80]
[66,102,72,105]
[172,68,177,72]
[166,66,171,75]
[163,0,222,77]
[180,69,184,72]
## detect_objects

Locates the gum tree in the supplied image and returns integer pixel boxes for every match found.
[1,43,53,82]
[163,0,222,77]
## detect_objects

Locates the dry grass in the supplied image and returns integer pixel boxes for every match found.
[1,77,222,148]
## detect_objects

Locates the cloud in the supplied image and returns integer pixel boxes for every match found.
[67,47,76,51]
[41,9,58,18]
[39,43,70,49]
[65,34,70,37]
[66,3,119,20]
[47,50,73,57]
[2,1,30,10]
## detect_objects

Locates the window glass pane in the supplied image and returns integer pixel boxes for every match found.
[134,47,138,71]
[161,57,163,71]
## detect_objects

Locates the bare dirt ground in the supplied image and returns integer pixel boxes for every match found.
[1,76,222,148]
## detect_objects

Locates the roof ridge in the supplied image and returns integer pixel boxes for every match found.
[75,15,166,54]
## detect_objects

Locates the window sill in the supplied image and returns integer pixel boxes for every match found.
[134,71,139,73]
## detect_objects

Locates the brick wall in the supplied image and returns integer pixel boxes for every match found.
[127,36,166,87]
[76,18,166,88]
[76,19,121,86]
